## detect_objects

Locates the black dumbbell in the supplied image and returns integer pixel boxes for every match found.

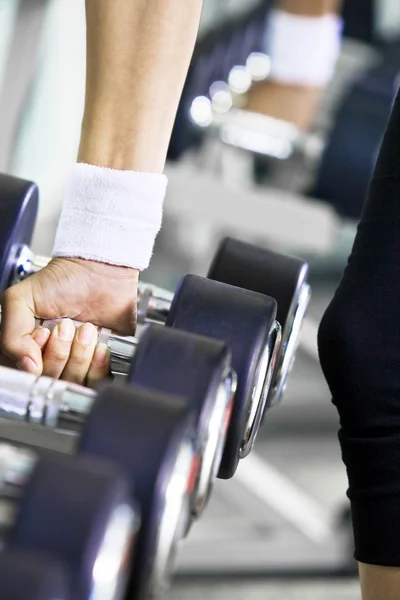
[0,445,136,600]
[0,371,198,599]
[133,245,308,417]
[0,324,234,530]
[313,51,400,220]
[0,551,69,600]
[136,240,309,415]
[208,237,310,409]
[0,174,280,480]
[0,319,235,516]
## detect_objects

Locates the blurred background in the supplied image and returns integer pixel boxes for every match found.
[2,0,400,598]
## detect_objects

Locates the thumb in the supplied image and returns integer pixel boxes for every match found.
[1,289,43,375]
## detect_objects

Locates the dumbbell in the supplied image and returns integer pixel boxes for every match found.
[0,318,234,516]
[0,173,281,479]
[135,239,309,412]
[208,237,310,408]
[313,51,400,220]
[0,321,234,514]
[0,551,69,600]
[0,445,137,600]
[0,372,198,599]
[28,284,278,482]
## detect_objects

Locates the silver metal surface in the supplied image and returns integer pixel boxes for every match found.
[150,438,194,599]
[12,246,49,284]
[91,501,138,600]
[239,321,282,460]
[137,282,174,325]
[269,274,311,408]
[0,366,95,432]
[207,107,325,164]
[0,442,137,600]
[193,368,237,519]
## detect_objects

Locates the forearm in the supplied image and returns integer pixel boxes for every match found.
[247,0,343,129]
[279,0,342,16]
[360,564,400,600]
[79,0,203,173]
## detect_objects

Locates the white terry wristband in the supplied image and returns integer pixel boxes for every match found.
[265,10,343,87]
[52,163,167,271]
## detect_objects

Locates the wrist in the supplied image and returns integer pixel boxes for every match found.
[279,0,342,16]
[78,110,169,174]
[53,163,167,271]
[78,133,167,175]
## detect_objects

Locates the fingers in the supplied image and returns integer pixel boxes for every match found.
[40,320,110,386]
[3,300,111,386]
[42,321,96,382]
[61,323,98,384]
[86,343,111,389]
[1,287,43,375]
[32,327,51,351]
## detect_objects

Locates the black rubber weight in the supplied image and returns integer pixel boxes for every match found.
[166,274,276,479]
[78,383,193,600]
[0,173,38,294]
[0,551,69,600]
[313,74,394,220]
[208,237,308,333]
[8,454,131,600]
[129,324,231,442]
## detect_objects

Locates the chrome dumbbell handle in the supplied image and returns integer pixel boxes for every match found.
[12,246,172,327]
[136,283,173,325]
[12,246,50,281]
[203,107,325,164]
[33,318,138,376]
[0,366,95,432]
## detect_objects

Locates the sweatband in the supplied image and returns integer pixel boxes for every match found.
[52,163,167,271]
[265,10,343,87]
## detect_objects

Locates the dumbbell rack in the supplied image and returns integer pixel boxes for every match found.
[0,361,354,582]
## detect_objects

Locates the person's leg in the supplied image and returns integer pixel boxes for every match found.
[318,87,400,598]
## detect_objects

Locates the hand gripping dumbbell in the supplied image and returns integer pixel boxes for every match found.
[0,319,235,523]
[0,173,280,479]
[0,550,70,600]
[0,445,137,600]
[0,364,207,599]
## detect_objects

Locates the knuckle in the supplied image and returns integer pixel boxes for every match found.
[47,347,70,363]
[62,371,86,386]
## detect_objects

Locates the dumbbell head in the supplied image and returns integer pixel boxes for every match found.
[208,237,310,407]
[313,50,400,221]
[0,370,197,599]
[3,447,137,600]
[0,174,38,293]
[79,382,196,600]
[166,273,279,479]
[128,324,235,520]
[0,551,70,600]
